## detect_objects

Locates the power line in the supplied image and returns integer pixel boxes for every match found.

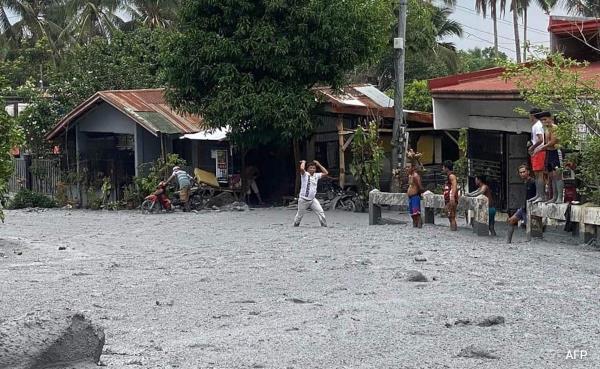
[451,3,550,35]
[462,31,517,53]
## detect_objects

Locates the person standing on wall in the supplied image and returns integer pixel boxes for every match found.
[528,108,546,203]
[537,112,564,204]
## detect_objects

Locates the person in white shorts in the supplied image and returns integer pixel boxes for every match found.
[294,160,329,227]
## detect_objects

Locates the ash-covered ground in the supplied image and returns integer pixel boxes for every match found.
[1,208,599,368]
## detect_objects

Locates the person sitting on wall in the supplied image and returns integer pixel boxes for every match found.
[506,164,537,243]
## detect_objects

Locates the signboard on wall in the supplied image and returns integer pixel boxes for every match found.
[215,149,228,183]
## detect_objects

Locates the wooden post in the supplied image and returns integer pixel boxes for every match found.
[337,116,345,188]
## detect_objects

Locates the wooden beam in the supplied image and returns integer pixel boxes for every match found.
[342,134,355,152]
[337,116,345,188]
[444,131,459,146]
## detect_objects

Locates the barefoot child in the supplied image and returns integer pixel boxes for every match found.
[294,160,329,227]
[406,161,423,228]
[442,160,459,231]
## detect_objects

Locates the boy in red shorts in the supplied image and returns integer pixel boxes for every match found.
[528,108,546,202]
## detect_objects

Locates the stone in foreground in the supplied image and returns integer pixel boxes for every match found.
[0,312,105,369]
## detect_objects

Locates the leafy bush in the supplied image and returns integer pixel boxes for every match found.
[135,153,186,197]
[9,189,57,209]
[579,136,600,204]
[350,122,384,211]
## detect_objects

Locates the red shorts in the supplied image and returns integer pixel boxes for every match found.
[531,151,546,171]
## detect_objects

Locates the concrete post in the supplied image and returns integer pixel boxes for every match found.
[369,190,382,225]
[424,208,435,224]
[471,195,489,237]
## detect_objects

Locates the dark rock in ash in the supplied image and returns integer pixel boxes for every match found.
[0,312,105,368]
[456,345,499,359]
[477,315,505,327]
[406,270,428,282]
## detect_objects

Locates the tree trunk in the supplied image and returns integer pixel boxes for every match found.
[492,5,499,58]
[523,6,528,61]
[513,1,522,63]
[293,140,300,195]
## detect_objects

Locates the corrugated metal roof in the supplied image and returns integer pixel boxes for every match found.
[46,89,203,139]
[314,84,395,118]
[428,62,600,96]
[313,84,432,124]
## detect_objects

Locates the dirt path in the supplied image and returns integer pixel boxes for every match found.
[1,208,599,368]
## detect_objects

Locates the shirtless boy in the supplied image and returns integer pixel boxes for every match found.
[406,161,423,228]
[442,160,458,231]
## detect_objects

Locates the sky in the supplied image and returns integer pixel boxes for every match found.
[3,1,575,60]
[438,0,571,59]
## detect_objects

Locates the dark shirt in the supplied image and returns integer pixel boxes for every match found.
[524,178,536,209]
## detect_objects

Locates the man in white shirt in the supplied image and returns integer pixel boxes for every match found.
[528,108,546,202]
[294,160,329,227]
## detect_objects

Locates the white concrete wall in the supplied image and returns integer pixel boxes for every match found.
[78,103,136,135]
[433,98,531,133]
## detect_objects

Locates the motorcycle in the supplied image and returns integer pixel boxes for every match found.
[141,182,173,213]
[317,178,358,212]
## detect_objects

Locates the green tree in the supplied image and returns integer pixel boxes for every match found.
[0,99,23,222]
[404,80,432,112]
[50,27,166,111]
[503,51,600,203]
[162,0,393,147]
[14,83,64,157]
[457,47,508,73]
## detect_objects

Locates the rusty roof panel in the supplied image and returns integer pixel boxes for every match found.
[46,89,203,139]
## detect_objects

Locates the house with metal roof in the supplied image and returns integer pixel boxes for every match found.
[45,89,235,202]
[311,84,458,192]
[427,16,600,211]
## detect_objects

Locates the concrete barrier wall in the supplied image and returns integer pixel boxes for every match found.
[368,190,490,235]
[527,202,600,244]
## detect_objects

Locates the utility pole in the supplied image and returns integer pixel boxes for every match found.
[391,0,408,171]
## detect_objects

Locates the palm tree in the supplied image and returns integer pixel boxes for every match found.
[475,0,506,58]
[521,0,556,60]
[123,0,179,29]
[61,0,124,44]
[0,0,63,48]
[431,5,463,71]
[562,0,600,17]
[510,0,522,63]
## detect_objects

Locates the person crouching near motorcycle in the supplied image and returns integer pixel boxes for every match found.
[294,160,328,227]
[167,166,193,212]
